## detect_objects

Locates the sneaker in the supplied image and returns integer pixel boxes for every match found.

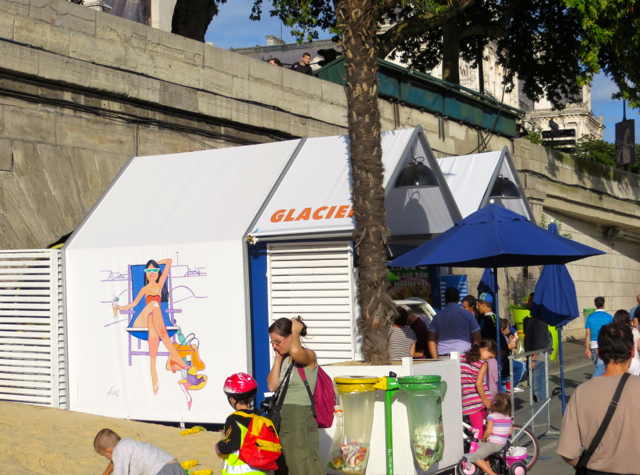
[513,387,525,393]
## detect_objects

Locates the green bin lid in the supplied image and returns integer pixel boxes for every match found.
[397,375,441,384]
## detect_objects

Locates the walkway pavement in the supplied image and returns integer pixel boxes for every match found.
[548,338,588,374]
[528,363,593,474]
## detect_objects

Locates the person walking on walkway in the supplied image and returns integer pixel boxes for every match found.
[585,297,613,379]
[524,292,552,402]
[613,309,640,376]
[428,287,481,359]
[557,322,640,474]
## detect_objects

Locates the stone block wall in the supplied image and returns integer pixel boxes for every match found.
[0,0,512,248]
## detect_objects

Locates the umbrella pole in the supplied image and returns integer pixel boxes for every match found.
[558,326,566,414]
[494,266,501,378]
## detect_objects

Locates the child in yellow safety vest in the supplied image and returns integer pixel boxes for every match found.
[216,373,265,475]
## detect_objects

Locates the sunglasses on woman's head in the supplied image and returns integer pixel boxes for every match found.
[144,268,159,274]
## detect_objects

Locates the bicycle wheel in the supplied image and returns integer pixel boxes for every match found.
[509,426,538,470]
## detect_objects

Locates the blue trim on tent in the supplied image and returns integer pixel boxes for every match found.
[248,242,270,407]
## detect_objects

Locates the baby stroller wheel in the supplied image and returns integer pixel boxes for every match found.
[456,459,479,475]
[508,461,527,475]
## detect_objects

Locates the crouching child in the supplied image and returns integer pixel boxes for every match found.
[94,428,186,475]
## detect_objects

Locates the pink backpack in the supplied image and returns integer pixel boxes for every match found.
[297,365,336,429]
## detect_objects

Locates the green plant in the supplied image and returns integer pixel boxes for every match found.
[523,131,543,145]
[539,213,572,239]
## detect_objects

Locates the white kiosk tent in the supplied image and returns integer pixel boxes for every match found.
[63,126,462,424]
[437,147,534,220]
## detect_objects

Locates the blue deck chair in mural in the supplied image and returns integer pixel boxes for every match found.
[123,263,181,366]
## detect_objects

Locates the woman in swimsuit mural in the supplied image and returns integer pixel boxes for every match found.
[117,258,189,394]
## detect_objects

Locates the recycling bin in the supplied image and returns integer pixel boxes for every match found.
[327,376,379,474]
[398,375,448,471]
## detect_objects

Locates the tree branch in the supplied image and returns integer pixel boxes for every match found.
[459,24,507,40]
[377,0,476,57]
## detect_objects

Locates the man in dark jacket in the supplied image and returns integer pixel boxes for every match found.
[524,292,552,402]
[290,53,313,76]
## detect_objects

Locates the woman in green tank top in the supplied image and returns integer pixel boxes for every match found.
[267,317,324,475]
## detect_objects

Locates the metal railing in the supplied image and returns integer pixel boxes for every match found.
[506,347,554,438]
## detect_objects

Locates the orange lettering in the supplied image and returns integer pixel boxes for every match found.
[335,205,350,219]
[325,206,337,219]
[271,210,287,223]
[295,208,312,221]
[284,209,296,222]
[347,207,354,218]
[313,207,328,220]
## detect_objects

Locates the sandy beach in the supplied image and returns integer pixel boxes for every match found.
[0,401,223,475]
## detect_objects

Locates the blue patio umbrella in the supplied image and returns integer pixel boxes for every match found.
[530,223,580,413]
[478,268,500,296]
[389,205,604,376]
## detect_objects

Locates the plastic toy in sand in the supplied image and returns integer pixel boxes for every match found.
[191,470,213,475]
[181,460,198,469]
[180,426,207,435]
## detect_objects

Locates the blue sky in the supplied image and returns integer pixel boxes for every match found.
[206,10,639,145]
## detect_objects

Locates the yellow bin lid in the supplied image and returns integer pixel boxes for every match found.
[334,375,379,393]
[334,376,379,384]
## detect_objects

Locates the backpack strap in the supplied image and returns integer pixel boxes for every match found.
[297,364,317,418]
[274,360,295,410]
[576,373,630,470]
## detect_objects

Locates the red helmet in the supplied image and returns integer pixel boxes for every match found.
[223,373,258,400]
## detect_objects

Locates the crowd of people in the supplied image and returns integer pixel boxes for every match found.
[91,292,640,475]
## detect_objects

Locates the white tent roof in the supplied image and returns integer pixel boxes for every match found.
[251,127,461,238]
[437,147,533,220]
[66,141,301,249]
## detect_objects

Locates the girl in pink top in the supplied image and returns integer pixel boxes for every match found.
[468,393,513,475]
[460,340,497,439]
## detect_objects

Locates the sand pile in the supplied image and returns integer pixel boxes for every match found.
[0,401,223,475]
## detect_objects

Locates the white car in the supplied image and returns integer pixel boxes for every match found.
[392,297,436,329]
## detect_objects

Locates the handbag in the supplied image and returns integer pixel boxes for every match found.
[262,361,294,433]
[574,373,630,475]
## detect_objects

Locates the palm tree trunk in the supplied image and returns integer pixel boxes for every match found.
[336,0,397,364]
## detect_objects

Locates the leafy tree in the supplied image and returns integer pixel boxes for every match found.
[573,135,616,167]
[172,0,227,41]
[565,0,640,108]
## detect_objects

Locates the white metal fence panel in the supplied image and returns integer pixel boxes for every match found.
[0,250,66,408]
[267,242,357,365]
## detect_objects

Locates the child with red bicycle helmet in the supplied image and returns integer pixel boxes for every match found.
[216,373,264,475]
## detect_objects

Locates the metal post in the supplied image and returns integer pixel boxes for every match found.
[509,356,515,417]
[545,349,550,429]
[558,327,566,414]
[494,266,502,377]
[374,373,400,475]
[385,389,394,475]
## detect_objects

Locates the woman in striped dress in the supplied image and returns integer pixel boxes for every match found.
[460,340,498,439]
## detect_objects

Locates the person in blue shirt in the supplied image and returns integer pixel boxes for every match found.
[629,294,640,329]
[585,296,613,379]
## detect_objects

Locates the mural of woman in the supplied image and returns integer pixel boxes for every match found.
[117,258,189,394]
